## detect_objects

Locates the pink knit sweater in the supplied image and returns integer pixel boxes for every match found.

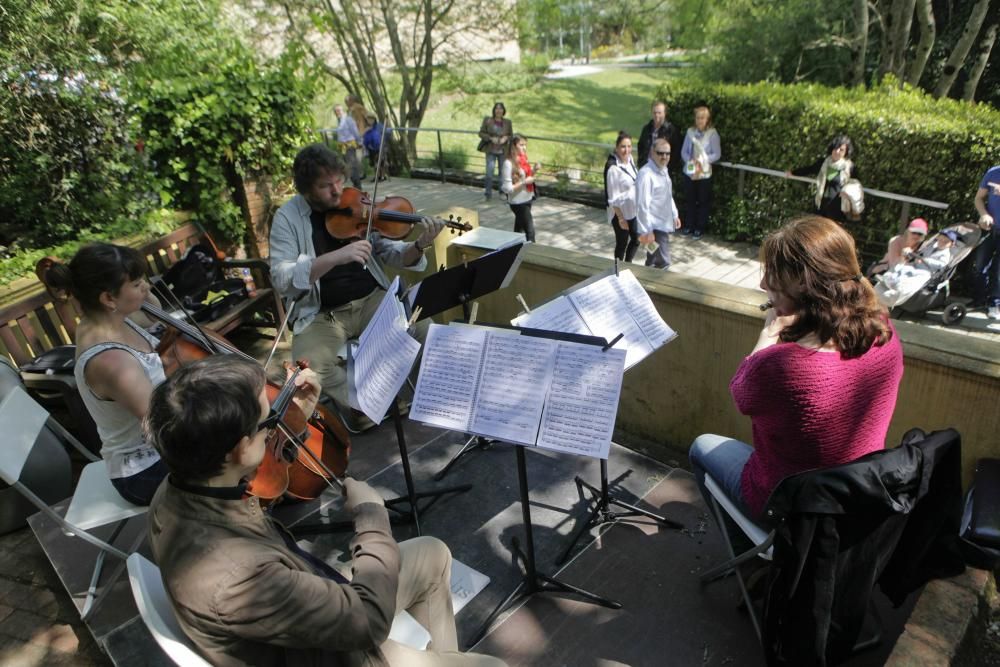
[730,328,903,517]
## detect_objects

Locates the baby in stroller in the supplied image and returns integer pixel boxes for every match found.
[875,229,958,309]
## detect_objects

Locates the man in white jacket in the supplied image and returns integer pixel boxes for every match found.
[636,137,682,269]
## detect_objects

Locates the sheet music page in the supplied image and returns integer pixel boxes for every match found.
[409,324,486,432]
[468,330,555,446]
[353,280,421,424]
[615,270,678,348]
[568,276,654,369]
[536,342,626,459]
[510,295,593,336]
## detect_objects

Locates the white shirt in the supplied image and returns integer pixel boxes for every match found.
[606,156,638,224]
[635,160,679,234]
[501,159,534,205]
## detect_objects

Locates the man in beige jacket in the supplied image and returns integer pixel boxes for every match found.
[146,355,506,667]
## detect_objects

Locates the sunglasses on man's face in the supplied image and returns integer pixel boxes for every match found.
[655,150,671,157]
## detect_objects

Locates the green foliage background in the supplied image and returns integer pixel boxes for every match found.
[658,77,1000,259]
[0,0,316,285]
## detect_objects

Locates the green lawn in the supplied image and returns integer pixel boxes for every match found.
[417,67,678,178]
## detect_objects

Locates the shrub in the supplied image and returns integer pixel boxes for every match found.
[658,77,1000,259]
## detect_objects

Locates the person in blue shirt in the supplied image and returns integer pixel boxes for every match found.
[972,165,1000,319]
[362,114,388,181]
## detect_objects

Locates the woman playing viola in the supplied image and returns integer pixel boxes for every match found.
[45,243,169,505]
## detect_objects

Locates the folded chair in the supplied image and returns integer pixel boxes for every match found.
[128,553,432,667]
[0,386,147,618]
[700,442,932,665]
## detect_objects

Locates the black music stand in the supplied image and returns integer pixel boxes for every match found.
[467,326,625,648]
[556,459,683,564]
[406,242,525,480]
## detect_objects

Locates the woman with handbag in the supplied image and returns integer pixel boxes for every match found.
[501,134,539,242]
[478,102,512,201]
[787,134,862,223]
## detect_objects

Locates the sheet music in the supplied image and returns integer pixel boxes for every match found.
[351,278,421,425]
[510,295,593,336]
[409,324,485,432]
[468,331,555,446]
[615,270,678,348]
[536,343,626,459]
[567,278,654,369]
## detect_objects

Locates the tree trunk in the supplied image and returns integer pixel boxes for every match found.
[878,0,905,78]
[962,21,997,100]
[934,0,990,97]
[905,0,935,85]
[890,0,917,78]
[850,0,870,85]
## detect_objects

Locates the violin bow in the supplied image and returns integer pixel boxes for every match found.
[364,120,392,241]
[149,279,224,354]
[263,292,306,372]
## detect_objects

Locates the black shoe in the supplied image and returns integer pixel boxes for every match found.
[693,231,703,240]
[680,228,691,236]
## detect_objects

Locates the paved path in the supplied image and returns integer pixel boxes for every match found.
[380,175,1000,338]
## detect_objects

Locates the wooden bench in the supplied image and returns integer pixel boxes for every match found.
[0,222,285,368]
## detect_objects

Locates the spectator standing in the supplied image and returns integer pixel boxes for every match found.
[635,136,682,269]
[345,94,371,137]
[680,104,722,240]
[334,104,364,188]
[362,114,389,181]
[637,100,680,171]
[972,165,1000,319]
[479,102,513,200]
[788,134,860,224]
[605,131,640,262]
[500,134,538,242]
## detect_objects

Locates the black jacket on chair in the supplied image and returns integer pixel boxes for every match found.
[760,428,965,666]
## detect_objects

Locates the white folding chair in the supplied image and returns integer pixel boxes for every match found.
[0,387,147,618]
[127,553,211,667]
[698,473,775,640]
[128,552,431,666]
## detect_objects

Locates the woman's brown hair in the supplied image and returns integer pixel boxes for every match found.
[761,216,891,359]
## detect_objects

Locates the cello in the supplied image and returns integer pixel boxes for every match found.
[139,299,351,504]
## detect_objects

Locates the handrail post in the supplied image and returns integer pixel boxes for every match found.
[437,130,445,183]
[900,201,911,225]
[738,169,746,200]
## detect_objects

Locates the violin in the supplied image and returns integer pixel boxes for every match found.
[138,301,351,505]
[324,187,472,241]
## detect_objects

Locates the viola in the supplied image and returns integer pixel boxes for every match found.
[324,187,472,241]
[138,302,351,505]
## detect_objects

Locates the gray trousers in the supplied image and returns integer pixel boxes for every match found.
[645,229,672,269]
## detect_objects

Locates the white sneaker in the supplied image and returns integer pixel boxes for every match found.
[989,305,1000,320]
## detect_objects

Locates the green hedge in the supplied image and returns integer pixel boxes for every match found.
[658,77,1000,260]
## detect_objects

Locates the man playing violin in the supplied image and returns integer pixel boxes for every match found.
[270,143,446,431]
[147,355,507,667]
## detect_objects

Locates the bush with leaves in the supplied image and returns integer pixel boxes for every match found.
[136,45,316,248]
[658,77,1000,260]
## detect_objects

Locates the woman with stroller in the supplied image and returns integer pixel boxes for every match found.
[688,216,903,524]
[867,218,928,279]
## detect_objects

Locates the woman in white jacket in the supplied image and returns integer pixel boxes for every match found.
[501,134,538,242]
[605,131,640,262]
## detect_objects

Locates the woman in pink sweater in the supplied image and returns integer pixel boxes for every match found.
[690,216,903,523]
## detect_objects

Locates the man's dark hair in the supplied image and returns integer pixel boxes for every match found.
[293,143,344,194]
[146,356,266,481]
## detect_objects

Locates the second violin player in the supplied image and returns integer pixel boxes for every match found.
[270,143,447,432]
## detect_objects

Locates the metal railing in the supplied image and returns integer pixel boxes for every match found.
[316,126,950,221]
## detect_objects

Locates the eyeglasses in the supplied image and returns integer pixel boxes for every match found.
[655,151,671,157]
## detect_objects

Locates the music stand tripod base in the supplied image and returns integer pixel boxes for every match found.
[468,446,622,649]
[556,458,683,565]
[434,434,495,481]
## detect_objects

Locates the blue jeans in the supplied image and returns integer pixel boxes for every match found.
[484,152,501,197]
[971,230,1000,307]
[689,434,765,550]
[110,459,169,506]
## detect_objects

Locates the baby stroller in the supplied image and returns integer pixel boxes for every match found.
[874,222,982,325]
